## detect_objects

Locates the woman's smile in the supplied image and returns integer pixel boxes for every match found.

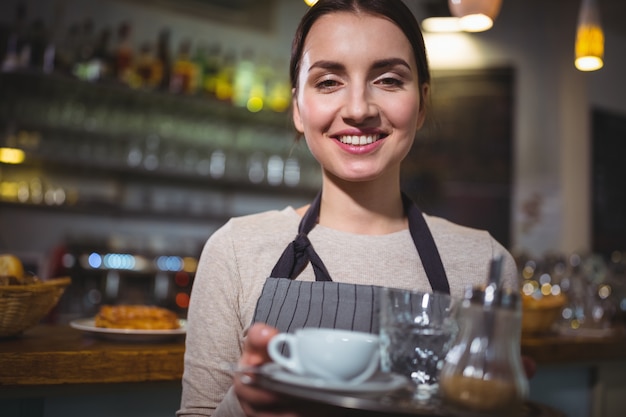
[337,134,384,146]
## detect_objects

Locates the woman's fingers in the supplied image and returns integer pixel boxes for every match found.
[240,323,280,367]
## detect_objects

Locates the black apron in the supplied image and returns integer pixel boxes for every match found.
[251,191,450,334]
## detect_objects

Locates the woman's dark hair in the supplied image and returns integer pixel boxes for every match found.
[290,0,430,100]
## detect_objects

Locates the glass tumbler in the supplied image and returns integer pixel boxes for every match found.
[379,288,457,402]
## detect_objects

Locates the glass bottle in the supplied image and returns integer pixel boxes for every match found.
[202,43,222,98]
[233,48,255,108]
[54,23,79,75]
[91,27,113,80]
[1,2,29,72]
[192,41,208,95]
[439,284,529,416]
[133,41,161,90]
[169,38,198,94]
[155,28,172,91]
[214,49,235,102]
[113,21,133,84]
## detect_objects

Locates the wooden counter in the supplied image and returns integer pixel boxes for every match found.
[0,324,184,386]
[521,327,626,365]
[2,324,626,388]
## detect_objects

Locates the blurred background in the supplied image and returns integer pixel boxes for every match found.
[0,0,624,325]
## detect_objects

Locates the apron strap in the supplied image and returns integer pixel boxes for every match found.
[402,193,450,294]
[270,190,450,293]
[270,191,332,281]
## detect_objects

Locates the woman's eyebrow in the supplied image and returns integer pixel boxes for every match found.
[371,58,411,71]
[308,58,411,72]
[309,60,345,72]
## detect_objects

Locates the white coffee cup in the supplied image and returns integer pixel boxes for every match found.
[267,328,380,384]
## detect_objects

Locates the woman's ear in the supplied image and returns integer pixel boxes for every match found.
[416,83,430,130]
[291,88,304,134]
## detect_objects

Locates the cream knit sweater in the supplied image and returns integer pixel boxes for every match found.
[177,206,518,417]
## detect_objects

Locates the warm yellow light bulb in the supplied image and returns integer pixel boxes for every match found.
[422,17,462,33]
[458,14,493,32]
[575,0,604,72]
[448,0,501,32]
[0,147,25,164]
[304,0,318,6]
[575,24,604,71]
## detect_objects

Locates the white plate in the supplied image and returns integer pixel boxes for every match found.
[70,318,186,342]
[260,363,409,394]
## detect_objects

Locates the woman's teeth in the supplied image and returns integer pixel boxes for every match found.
[338,134,381,145]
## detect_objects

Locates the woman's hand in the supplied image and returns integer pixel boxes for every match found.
[234,323,283,416]
[234,323,347,417]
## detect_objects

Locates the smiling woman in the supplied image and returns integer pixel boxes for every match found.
[177,1,519,416]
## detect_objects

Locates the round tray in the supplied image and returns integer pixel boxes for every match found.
[255,369,564,417]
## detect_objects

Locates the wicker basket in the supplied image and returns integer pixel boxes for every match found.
[522,293,566,335]
[522,304,564,335]
[0,277,71,338]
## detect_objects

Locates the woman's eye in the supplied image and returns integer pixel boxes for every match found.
[378,77,404,87]
[315,79,340,89]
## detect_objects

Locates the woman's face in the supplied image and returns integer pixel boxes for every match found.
[292,11,427,184]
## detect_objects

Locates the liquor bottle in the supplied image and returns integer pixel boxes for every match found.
[91,27,113,80]
[266,59,291,113]
[27,18,56,74]
[1,2,29,72]
[76,18,96,66]
[169,39,198,94]
[54,23,79,75]
[233,48,255,108]
[214,49,235,102]
[73,18,99,81]
[113,21,133,84]
[132,41,161,89]
[155,28,172,91]
[202,43,222,98]
[248,53,274,112]
[192,42,208,95]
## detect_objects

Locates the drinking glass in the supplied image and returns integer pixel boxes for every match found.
[379,288,457,401]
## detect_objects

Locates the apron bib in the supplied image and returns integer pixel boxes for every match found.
[251,191,450,334]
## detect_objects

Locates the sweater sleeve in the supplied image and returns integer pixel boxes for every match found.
[213,387,246,417]
[177,220,246,417]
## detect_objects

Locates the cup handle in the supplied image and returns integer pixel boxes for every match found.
[267,333,303,374]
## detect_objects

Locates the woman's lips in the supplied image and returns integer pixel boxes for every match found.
[337,134,384,146]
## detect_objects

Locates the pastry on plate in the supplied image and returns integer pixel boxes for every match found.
[95,304,180,330]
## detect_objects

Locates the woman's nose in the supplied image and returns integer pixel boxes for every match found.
[341,87,378,123]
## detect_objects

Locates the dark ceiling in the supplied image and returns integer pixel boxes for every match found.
[598,0,626,38]
[413,0,624,38]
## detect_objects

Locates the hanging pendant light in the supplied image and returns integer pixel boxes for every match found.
[575,0,604,72]
[448,0,502,32]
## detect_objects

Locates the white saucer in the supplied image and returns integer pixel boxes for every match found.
[260,363,409,394]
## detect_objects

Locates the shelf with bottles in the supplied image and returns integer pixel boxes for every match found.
[0,108,320,216]
[0,71,307,177]
[0,70,293,134]
[0,68,322,196]
[0,156,319,222]
[1,0,293,114]
[0,119,320,186]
